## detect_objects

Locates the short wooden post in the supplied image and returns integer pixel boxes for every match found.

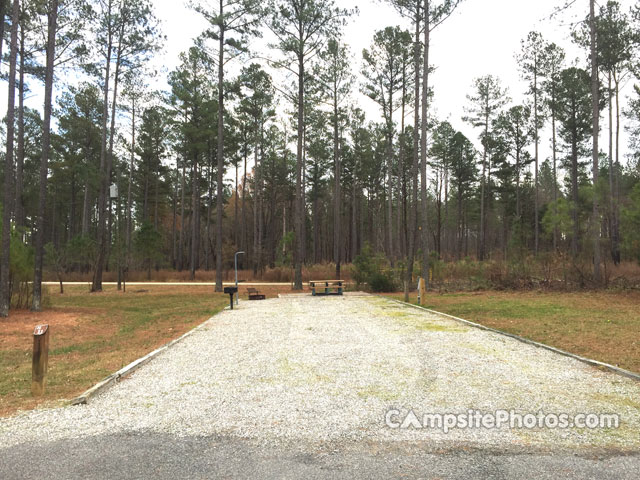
[418,277,426,306]
[32,324,50,397]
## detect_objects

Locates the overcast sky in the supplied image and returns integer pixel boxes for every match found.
[147,0,638,168]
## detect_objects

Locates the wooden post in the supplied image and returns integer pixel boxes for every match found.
[32,324,50,397]
[418,277,426,306]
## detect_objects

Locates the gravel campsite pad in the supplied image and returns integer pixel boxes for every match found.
[1,295,639,452]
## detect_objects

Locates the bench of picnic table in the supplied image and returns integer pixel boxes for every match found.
[309,280,344,296]
[247,287,266,300]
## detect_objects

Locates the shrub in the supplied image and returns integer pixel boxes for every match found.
[134,221,164,279]
[8,227,34,308]
[353,243,398,292]
[368,272,397,293]
[622,183,640,264]
[353,243,380,286]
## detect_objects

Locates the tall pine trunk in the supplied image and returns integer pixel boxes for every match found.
[257,124,265,273]
[533,64,539,255]
[234,160,238,246]
[398,65,407,259]
[32,0,59,311]
[103,27,124,276]
[293,49,304,290]
[15,20,25,228]
[420,0,430,286]
[252,144,259,275]
[190,156,198,279]
[479,107,488,261]
[241,134,247,256]
[0,0,19,317]
[179,161,185,271]
[351,149,357,261]
[333,84,341,279]
[172,167,177,269]
[206,157,212,271]
[552,85,558,251]
[126,97,136,256]
[607,73,616,264]
[92,0,114,292]
[215,1,224,292]
[404,2,420,302]
[386,93,394,266]
[589,0,601,284]
[571,127,579,258]
[612,73,621,264]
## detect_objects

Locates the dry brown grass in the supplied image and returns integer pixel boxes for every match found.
[428,256,640,291]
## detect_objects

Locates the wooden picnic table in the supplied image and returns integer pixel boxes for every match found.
[309,280,344,296]
[247,287,266,300]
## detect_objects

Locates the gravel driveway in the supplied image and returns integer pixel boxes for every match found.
[1,294,639,477]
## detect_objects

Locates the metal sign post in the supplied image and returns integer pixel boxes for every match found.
[234,251,245,305]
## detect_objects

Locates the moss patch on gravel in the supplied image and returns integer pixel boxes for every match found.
[277,356,332,386]
[357,384,399,402]
[590,393,640,411]
[370,299,469,333]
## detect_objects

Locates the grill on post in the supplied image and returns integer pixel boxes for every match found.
[223,287,238,310]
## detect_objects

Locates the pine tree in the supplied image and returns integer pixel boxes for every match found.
[32,0,60,312]
[362,26,412,263]
[267,0,352,289]
[316,38,352,278]
[192,0,263,291]
[541,42,565,251]
[90,0,161,292]
[463,75,509,260]
[518,31,547,255]
[555,67,592,258]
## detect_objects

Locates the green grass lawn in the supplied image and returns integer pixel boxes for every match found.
[0,285,228,417]
[385,290,640,374]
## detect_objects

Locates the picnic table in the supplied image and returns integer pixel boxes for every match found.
[247,287,266,300]
[309,280,344,296]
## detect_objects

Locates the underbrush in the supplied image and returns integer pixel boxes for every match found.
[43,255,640,292]
[426,255,640,292]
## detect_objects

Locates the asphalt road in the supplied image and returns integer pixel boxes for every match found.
[1,433,639,480]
